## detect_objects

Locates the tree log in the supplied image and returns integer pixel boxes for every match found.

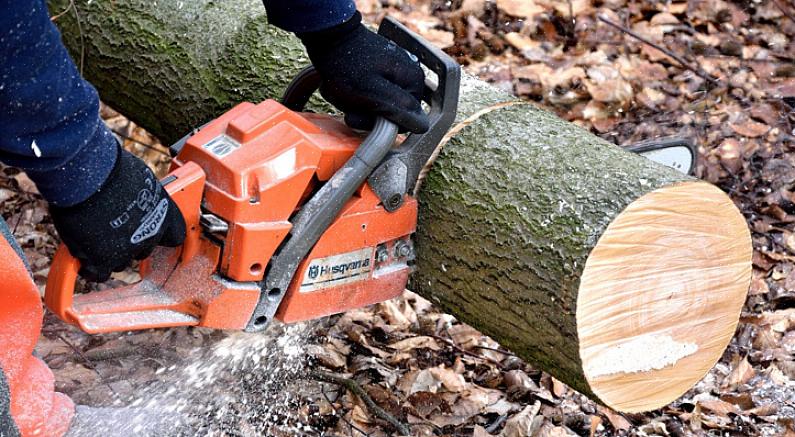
[48,0,752,412]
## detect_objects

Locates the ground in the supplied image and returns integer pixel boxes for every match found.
[1,0,793,435]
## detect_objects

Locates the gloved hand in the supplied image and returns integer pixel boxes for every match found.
[50,148,186,282]
[298,11,429,134]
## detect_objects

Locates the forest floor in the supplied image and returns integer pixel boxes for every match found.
[1,0,793,435]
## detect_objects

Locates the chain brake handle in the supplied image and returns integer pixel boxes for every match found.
[370,17,461,211]
[44,162,206,332]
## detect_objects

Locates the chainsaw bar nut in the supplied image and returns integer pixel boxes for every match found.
[394,240,413,259]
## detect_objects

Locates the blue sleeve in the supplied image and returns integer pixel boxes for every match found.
[0,0,118,207]
[262,0,357,33]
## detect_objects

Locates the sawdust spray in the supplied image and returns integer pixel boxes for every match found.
[66,322,317,436]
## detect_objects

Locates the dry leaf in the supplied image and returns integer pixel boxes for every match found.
[389,336,441,352]
[504,32,537,51]
[636,87,667,109]
[504,370,539,399]
[590,415,602,437]
[409,366,467,394]
[459,0,487,14]
[306,345,346,369]
[596,406,631,431]
[538,424,576,437]
[723,355,755,390]
[698,398,740,416]
[379,299,412,328]
[355,0,380,14]
[13,172,38,194]
[473,425,493,437]
[496,0,545,18]
[730,119,770,138]
[421,28,455,49]
[539,0,593,15]
[429,366,468,392]
[550,377,566,397]
[407,391,451,417]
[500,401,541,437]
[448,324,483,350]
[584,66,633,104]
[747,403,778,416]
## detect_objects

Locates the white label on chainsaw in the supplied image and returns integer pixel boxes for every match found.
[203,135,241,158]
[300,248,373,293]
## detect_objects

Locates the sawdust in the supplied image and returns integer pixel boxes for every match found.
[64,322,315,436]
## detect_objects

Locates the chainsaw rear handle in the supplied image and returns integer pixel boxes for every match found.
[283,16,461,211]
[44,163,206,325]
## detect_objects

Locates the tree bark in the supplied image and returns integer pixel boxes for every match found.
[48,0,752,412]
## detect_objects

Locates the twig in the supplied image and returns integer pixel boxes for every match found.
[56,333,96,369]
[56,333,118,396]
[49,1,73,21]
[68,0,86,74]
[321,388,370,437]
[110,128,171,157]
[472,344,517,357]
[310,370,411,436]
[773,0,795,24]
[428,333,506,369]
[83,344,167,361]
[564,0,577,48]
[597,15,721,86]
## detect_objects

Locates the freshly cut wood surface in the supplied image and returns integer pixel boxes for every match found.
[578,181,752,412]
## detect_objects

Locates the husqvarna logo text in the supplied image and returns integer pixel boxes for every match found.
[300,248,374,293]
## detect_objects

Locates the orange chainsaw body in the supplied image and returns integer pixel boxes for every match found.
[45,16,460,335]
[46,99,417,333]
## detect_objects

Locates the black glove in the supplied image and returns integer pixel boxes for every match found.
[50,148,186,282]
[298,12,429,134]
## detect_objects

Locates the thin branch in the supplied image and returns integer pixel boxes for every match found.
[773,0,795,24]
[56,333,96,369]
[310,370,411,436]
[428,333,506,369]
[597,15,722,86]
[49,2,73,21]
[83,344,172,361]
[110,128,171,157]
[472,344,517,357]
[56,333,118,396]
[321,388,370,436]
[65,0,86,74]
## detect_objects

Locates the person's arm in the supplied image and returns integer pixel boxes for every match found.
[0,0,185,282]
[262,1,430,134]
[0,0,117,206]
[261,0,356,33]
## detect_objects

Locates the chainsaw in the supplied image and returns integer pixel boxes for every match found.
[45,17,461,333]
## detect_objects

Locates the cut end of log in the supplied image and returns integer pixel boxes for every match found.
[576,181,752,412]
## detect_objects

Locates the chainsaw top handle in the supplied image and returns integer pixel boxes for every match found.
[283,16,461,212]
